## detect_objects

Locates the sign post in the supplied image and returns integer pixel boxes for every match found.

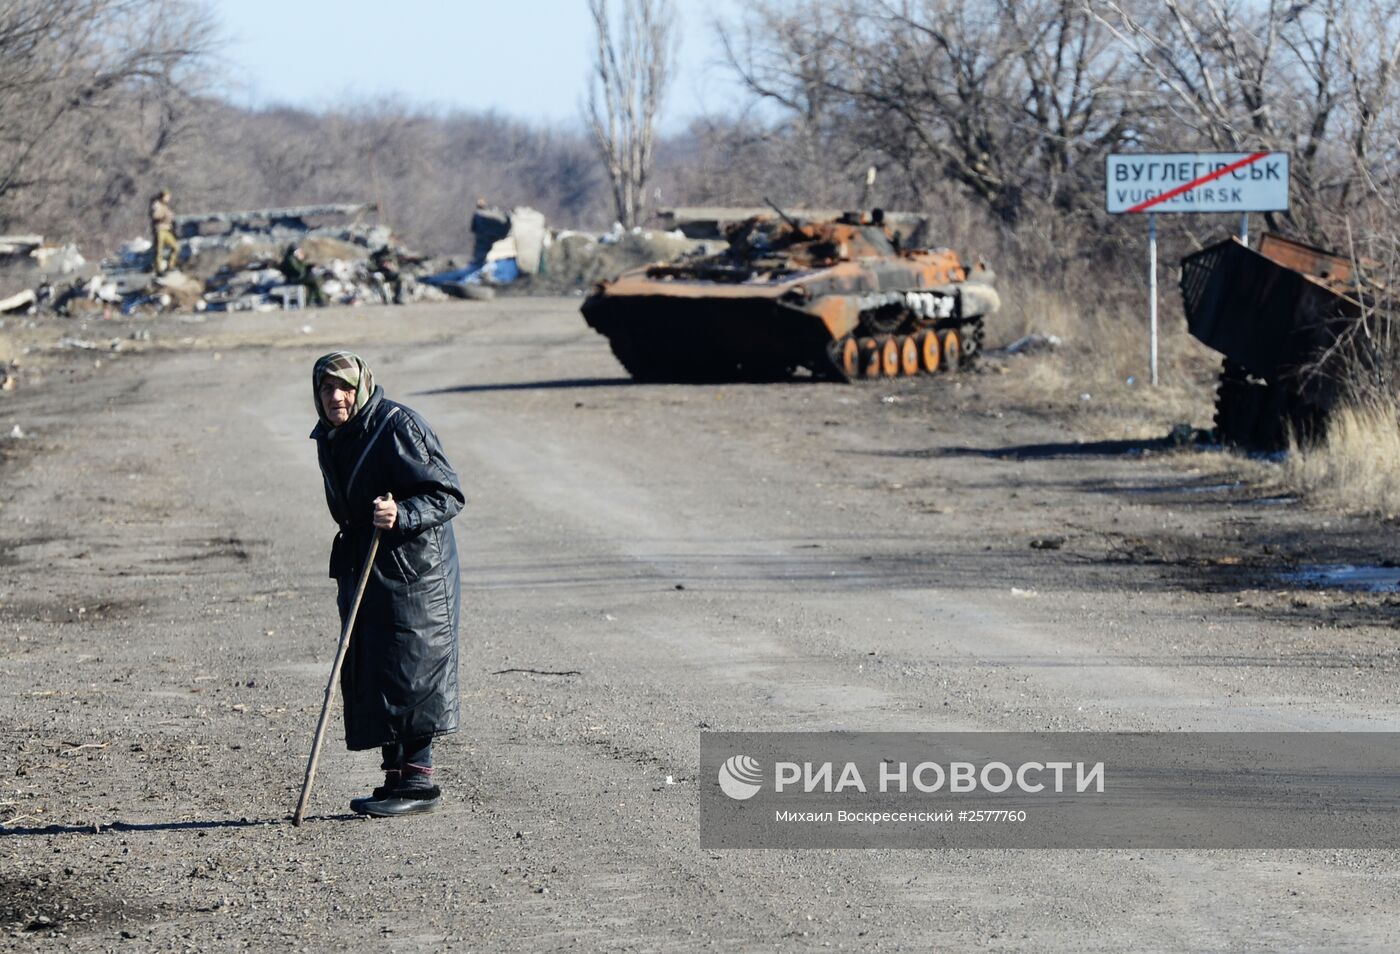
[1106,151,1290,385]
[1148,213,1157,385]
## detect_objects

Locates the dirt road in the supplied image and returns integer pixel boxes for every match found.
[2,300,1398,950]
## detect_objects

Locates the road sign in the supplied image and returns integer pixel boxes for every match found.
[1106,152,1289,214]
[1104,151,1290,387]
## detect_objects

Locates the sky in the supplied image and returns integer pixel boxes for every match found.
[213,0,746,132]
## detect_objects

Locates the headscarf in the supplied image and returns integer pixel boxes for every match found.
[313,351,376,428]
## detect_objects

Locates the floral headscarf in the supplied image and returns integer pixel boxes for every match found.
[313,351,376,427]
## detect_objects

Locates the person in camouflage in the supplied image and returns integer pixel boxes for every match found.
[369,242,406,305]
[280,245,328,307]
[149,190,179,275]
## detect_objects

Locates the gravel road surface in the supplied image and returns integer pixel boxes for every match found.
[2,300,1398,950]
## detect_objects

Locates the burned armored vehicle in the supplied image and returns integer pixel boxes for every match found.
[1180,233,1374,450]
[581,212,1000,382]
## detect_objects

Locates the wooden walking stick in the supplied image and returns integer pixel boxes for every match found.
[293,526,382,826]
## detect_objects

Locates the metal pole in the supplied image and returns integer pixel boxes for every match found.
[1239,212,1249,247]
[1149,213,1158,387]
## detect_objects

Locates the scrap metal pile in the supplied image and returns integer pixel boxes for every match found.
[0,204,460,319]
[67,204,450,317]
[0,203,719,321]
[0,235,86,315]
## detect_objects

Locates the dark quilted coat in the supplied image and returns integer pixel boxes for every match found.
[311,386,465,751]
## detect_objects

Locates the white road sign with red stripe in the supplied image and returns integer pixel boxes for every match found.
[1106,152,1289,214]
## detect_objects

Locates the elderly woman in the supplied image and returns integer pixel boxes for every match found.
[311,351,465,817]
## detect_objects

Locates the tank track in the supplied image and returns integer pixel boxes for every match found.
[825,313,985,382]
[599,309,984,384]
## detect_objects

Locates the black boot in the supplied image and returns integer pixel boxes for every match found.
[360,783,441,817]
[363,744,440,818]
[351,769,400,815]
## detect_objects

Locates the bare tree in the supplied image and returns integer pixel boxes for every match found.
[0,0,218,239]
[585,0,677,228]
[173,104,610,255]
[717,3,876,207]
[1090,0,1400,243]
[719,1,1143,226]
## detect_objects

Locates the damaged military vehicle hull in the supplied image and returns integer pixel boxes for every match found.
[1180,233,1370,450]
[581,214,1000,383]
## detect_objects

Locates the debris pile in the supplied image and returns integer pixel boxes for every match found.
[995,333,1062,357]
[0,235,87,316]
[77,203,452,316]
[0,203,718,319]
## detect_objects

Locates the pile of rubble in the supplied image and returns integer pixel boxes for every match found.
[0,234,86,315]
[0,203,722,320]
[62,204,455,318]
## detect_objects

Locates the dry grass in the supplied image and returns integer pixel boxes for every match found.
[994,272,1400,518]
[1284,400,1400,517]
[932,187,1215,436]
[989,279,1220,440]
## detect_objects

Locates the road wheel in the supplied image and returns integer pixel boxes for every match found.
[916,330,940,374]
[898,335,919,375]
[940,329,962,372]
[837,337,860,379]
[859,337,883,378]
[880,337,900,377]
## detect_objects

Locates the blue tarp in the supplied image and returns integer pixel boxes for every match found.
[421,257,519,287]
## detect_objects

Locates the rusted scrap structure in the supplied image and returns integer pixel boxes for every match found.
[174,203,375,238]
[582,211,999,382]
[0,235,44,258]
[657,207,929,246]
[1180,234,1371,450]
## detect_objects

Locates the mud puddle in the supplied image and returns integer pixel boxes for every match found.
[1281,563,1400,593]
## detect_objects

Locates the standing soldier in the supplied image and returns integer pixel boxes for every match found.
[149,190,178,275]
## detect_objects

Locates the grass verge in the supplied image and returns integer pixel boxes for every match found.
[1284,400,1400,518]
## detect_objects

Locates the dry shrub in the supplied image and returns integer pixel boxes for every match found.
[1284,400,1400,516]
[991,274,1220,439]
[1276,213,1400,514]
[899,184,1223,437]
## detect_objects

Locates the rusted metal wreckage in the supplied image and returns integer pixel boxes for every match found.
[1181,233,1375,450]
[171,203,375,238]
[581,209,1000,383]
